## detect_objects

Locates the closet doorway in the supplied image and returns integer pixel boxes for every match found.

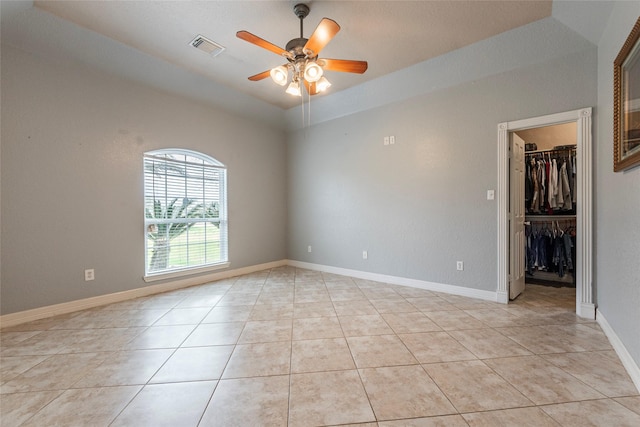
[497,108,595,319]
[515,124,578,293]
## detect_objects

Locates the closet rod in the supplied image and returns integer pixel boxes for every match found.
[525,215,576,220]
[525,145,576,155]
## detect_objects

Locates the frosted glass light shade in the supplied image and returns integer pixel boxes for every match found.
[286,80,301,96]
[316,76,331,92]
[303,62,323,83]
[270,65,288,86]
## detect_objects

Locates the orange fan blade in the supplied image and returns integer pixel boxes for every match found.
[237,30,289,57]
[319,59,368,74]
[304,18,340,57]
[303,80,319,96]
[248,70,272,81]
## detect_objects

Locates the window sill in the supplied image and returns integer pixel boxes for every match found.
[143,262,230,283]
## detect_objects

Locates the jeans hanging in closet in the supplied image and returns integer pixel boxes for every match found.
[563,233,574,270]
[535,233,550,270]
[552,234,570,278]
[525,226,554,275]
[526,226,535,275]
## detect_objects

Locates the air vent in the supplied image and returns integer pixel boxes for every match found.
[190,35,225,57]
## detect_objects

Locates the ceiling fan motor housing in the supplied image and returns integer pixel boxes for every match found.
[286,38,310,59]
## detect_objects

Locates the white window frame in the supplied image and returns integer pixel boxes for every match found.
[143,149,228,282]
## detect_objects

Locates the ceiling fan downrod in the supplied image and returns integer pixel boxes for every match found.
[286,4,312,59]
[293,3,310,38]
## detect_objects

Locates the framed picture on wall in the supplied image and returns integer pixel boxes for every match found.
[614,16,640,172]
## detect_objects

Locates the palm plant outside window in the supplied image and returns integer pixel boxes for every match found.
[144,149,227,277]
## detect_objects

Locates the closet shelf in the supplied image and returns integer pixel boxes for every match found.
[525,145,577,154]
[525,215,576,220]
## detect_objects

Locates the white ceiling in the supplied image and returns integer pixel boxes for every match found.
[28,0,553,110]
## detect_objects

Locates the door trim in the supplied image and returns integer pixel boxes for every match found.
[497,108,595,319]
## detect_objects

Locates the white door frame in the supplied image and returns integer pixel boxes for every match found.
[497,108,595,319]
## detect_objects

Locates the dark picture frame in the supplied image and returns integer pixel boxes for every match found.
[614,17,640,172]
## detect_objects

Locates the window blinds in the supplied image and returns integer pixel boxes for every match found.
[143,151,227,276]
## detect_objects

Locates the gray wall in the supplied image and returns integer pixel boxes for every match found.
[595,2,640,368]
[3,2,638,375]
[287,47,597,292]
[1,45,288,314]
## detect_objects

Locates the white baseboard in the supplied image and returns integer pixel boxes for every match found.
[578,302,596,320]
[597,309,640,393]
[496,291,509,304]
[4,259,637,396]
[0,259,287,328]
[0,259,527,329]
[287,260,499,302]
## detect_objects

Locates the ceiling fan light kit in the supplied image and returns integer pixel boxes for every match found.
[270,65,289,86]
[236,3,367,98]
[316,76,331,92]
[286,80,302,97]
[303,61,323,83]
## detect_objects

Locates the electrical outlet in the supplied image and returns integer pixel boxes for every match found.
[362,250,368,260]
[456,261,464,271]
[390,135,395,144]
[308,245,312,253]
[84,269,95,281]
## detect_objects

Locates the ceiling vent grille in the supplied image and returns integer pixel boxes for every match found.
[190,35,225,57]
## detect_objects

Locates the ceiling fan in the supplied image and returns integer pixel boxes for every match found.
[236,3,368,97]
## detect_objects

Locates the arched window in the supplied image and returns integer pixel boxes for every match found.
[143,149,228,279]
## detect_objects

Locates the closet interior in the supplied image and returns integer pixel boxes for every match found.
[515,123,577,288]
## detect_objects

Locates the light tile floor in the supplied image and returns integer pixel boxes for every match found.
[1,267,639,426]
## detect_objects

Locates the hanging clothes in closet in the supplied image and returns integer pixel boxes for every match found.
[524,145,577,286]
[524,147,576,216]
[525,220,576,280]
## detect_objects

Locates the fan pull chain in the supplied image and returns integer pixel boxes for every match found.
[298,84,313,129]
[300,86,305,128]
[307,88,311,128]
